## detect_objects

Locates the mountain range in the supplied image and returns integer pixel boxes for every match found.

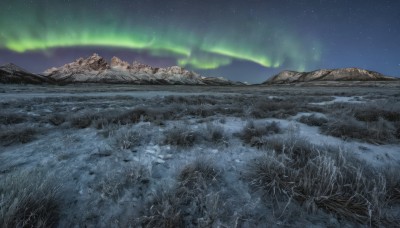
[43,54,240,85]
[263,68,397,84]
[0,54,241,85]
[0,54,398,85]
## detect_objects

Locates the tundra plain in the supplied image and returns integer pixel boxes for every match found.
[1,84,400,227]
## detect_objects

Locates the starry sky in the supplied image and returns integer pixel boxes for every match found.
[0,0,399,83]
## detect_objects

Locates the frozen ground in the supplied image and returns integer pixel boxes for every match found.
[0,84,399,227]
[310,96,365,105]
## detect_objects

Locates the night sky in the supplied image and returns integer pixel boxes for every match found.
[0,0,399,83]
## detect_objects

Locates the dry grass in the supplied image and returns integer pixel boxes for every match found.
[395,121,400,139]
[245,136,396,226]
[70,115,92,129]
[320,99,399,144]
[321,116,397,144]
[94,106,183,126]
[137,160,222,227]
[113,108,150,124]
[0,112,27,125]
[383,167,400,205]
[47,114,65,126]
[164,95,218,106]
[298,114,328,127]
[238,121,282,147]
[163,123,228,148]
[0,127,37,146]
[354,102,400,122]
[97,166,150,201]
[163,125,197,148]
[0,169,62,228]
[201,123,228,146]
[259,135,318,168]
[114,128,142,150]
[251,100,301,118]
[1,86,399,226]
[178,160,221,189]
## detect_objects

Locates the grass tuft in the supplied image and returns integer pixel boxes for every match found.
[70,115,92,129]
[353,103,400,122]
[178,160,221,189]
[137,160,223,227]
[0,127,37,146]
[246,137,393,225]
[321,116,396,144]
[201,123,228,146]
[114,128,142,150]
[238,121,281,147]
[164,125,197,148]
[0,113,27,125]
[260,136,318,168]
[0,170,62,228]
[48,114,65,126]
[298,114,328,127]
[97,166,150,201]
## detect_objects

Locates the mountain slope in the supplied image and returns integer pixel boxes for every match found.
[264,68,397,84]
[44,54,240,85]
[0,63,51,84]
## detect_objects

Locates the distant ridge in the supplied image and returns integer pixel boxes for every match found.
[263,68,397,84]
[0,63,52,84]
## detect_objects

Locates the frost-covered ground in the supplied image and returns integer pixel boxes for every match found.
[0,84,399,227]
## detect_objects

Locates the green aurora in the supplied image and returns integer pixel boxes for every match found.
[0,0,321,71]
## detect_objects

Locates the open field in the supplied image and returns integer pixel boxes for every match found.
[1,84,400,227]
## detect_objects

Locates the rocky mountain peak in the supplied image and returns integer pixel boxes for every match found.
[69,53,108,71]
[84,53,109,71]
[44,53,110,75]
[132,61,151,68]
[155,65,196,79]
[0,63,29,73]
[168,66,185,73]
[111,56,131,69]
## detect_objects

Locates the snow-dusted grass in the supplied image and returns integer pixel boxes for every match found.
[237,120,282,147]
[163,124,198,148]
[137,160,224,227]
[0,85,399,227]
[298,114,328,126]
[0,169,62,228]
[0,112,27,125]
[113,127,144,150]
[0,126,38,146]
[322,115,397,144]
[245,134,396,225]
[298,99,400,144]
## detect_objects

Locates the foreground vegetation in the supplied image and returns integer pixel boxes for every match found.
[0,85,399,227]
